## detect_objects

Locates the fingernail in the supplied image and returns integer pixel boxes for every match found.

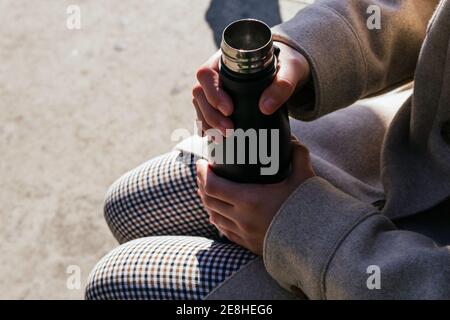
[261,98,275,114]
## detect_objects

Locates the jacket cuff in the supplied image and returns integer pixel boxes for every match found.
[263,176,377,299]
[271,4,366,121]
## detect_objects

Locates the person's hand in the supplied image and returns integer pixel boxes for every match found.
[196,137,315,255]
[192,42,311,136]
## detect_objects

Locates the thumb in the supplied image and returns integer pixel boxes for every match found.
[259,57,308,115]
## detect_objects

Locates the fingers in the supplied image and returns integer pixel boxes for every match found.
[259,46,309,115]
[192,51,235,137]
[196,52,233,116]
[197,68,233,116]
[196,159,241,206]
[193,84,233,136]
[206,210,237,231]
[219,227,245,246]
[192,99,210,136]
[197,188,234,214]
[202,50,221,72]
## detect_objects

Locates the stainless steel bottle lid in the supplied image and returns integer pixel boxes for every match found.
[221,19,275,74]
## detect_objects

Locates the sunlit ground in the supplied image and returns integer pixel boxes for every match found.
[0,0,311,299]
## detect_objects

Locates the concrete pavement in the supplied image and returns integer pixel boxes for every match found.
[0,0,310,299]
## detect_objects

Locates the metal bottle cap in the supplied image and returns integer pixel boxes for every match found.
[220,19,275,74]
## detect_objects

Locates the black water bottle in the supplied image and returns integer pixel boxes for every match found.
[209,19,292,184]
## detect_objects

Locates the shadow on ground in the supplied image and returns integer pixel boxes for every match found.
[206,0,282,47]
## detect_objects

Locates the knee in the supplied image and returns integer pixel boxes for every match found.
[84,245,121,300]
[85,238,160,300]
[103,158,165,243]
[84,270,105,300]
[103,174,135,243]
[84,253,109,300]
[103,151,198,243]
[85,240,143,300]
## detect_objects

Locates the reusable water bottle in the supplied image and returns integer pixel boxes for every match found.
[209,19,292,183]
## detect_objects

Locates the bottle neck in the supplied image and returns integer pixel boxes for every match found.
[220,45,275,74]
[220,55,277,81]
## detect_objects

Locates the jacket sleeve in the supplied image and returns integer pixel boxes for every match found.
[272,0,439,121]
[263,176,450,299]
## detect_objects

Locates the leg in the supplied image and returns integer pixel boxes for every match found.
[85,236,257,300]
[104,151,218,243]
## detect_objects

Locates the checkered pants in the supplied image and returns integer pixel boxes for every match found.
[85,151,257,300]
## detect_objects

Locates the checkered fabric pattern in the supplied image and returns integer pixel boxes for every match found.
[85,236,256,300]
[86,151,257,300]
[104,151,219,243]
